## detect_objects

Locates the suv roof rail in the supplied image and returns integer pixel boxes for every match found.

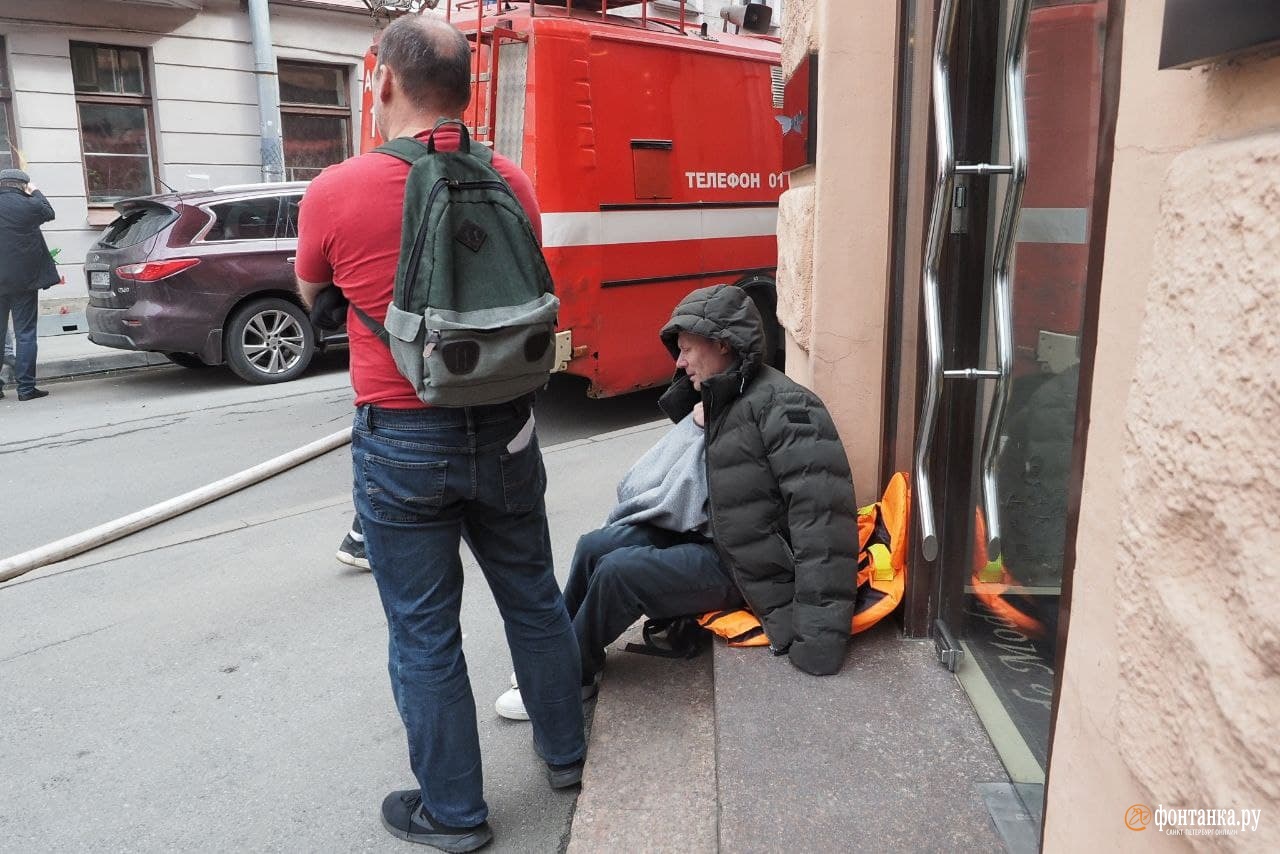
[210,181,311,193]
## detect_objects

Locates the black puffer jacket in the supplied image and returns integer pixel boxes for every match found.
[658,285,858,675]
[0,186,58,295]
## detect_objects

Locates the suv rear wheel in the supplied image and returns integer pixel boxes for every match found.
[225,297,315,384]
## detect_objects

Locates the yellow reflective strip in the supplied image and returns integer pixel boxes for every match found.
[979,555,1004,584]
[868,543,894,581]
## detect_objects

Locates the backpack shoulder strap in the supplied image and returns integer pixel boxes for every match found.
[468,141,495,166]
[373,136,432,164]
[351,303,391,348]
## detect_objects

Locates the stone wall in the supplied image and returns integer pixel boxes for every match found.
[1118,132,1279,847]
[1043,2,1280,850]
[775,0,898,503]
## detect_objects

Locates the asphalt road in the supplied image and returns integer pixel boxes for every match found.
[1,353,664,558]
[0,354,665,853]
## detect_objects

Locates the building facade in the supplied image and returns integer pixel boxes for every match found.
[779,0,1278,849]
[0,0,376,332]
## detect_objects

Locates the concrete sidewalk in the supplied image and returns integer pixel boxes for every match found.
[26,331,170,383]
[562,448,1028,852]
[574,622,1024,853]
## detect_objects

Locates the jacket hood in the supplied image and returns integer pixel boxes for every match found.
[659,284,765,370]
[657,284,766,425]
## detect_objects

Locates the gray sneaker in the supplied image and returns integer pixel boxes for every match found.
[336,532,370,570]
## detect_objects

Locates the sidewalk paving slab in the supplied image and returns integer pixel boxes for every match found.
[570,626,718,854]
[574,615,1018,853]
[714,620,1012,853]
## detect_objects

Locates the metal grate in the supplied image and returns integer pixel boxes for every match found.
[770,65,784,108]
[494,41,529,166]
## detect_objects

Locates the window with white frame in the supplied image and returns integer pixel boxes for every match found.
[279,61,351,181]
[71,42,158,204]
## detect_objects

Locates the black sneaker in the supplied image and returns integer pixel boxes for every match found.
[380,790,492,852]
[17,388,48,401]
[335,532,370,570]
[545,758,585,789]
[531,739,586,789]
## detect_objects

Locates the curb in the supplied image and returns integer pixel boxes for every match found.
[541,418,669,455]
[41,351,171,382]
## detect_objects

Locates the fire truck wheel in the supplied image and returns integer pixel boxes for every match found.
[737,278,785,371]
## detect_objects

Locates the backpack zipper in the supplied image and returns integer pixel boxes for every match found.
[452,179,515,196]
[401,177,452,304]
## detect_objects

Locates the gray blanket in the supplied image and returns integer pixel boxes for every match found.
[605,413,708,533]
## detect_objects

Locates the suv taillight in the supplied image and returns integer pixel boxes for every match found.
[115,258,201,281]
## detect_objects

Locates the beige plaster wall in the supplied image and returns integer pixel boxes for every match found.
[1043,3,1280,851]
[775,0,898,504]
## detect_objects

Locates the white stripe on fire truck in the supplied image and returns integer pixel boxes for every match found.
[540,207,779,249]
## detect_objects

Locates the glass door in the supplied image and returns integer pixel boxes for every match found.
[916,0,1112,842]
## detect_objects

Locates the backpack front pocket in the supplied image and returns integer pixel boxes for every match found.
[384,294,560,406]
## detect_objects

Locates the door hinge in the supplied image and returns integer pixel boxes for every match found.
[934,619,964,672]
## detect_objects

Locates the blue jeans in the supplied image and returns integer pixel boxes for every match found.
[352,399,585,828]
[0,291,38,393]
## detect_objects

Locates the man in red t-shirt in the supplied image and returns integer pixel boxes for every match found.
[295,16,584,851]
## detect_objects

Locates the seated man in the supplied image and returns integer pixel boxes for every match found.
[496,284,859,719]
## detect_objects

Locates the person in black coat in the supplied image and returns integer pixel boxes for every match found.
[494,284,859,722]
[655,284,860,675]
[0,168,58,400]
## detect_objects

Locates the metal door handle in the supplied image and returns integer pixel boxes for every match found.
[914,0,1032,562]
[286,256,296,264]
[978,0,1032,559]
[913,0,960,562]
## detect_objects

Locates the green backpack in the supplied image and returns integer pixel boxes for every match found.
[353,119,559,406]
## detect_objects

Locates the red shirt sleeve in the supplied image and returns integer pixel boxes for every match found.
[295,172,336,284]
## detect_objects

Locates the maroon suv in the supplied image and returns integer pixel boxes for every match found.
[86,182,345,383]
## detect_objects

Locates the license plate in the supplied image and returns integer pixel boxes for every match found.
[90,271,110,287]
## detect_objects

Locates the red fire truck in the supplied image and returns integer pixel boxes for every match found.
[359,1,787,397]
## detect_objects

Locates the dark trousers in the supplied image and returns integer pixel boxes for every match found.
[0,290,38,394]
[564,523,744,682]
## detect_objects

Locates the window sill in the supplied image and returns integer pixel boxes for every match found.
[87,207,118,227]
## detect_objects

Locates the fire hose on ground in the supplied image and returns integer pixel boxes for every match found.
[0,427,354,586]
